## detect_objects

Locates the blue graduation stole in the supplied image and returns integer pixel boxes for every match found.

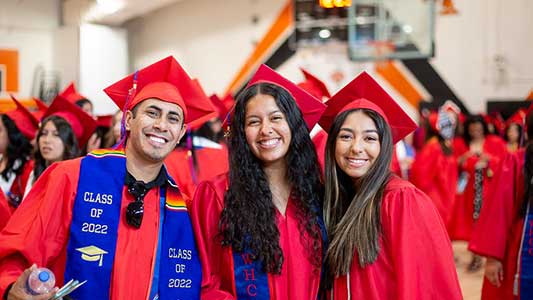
[231,202,327,300]
[520,203,533,296]
[64,149,202,299]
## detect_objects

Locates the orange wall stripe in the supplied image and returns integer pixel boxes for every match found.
[0,49,19,92]
[376,60,424,108]
[224,0,294,95]
[0,98,37,114]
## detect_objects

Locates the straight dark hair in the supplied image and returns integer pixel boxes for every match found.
[220,82,324,274]
[323,109,393,276]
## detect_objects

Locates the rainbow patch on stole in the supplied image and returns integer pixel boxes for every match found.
[165,189,187,211]
[87,149,125,158]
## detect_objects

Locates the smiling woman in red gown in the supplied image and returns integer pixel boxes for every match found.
[191,65,326,300]
[319,72,461,300]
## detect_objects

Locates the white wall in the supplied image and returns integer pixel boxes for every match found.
[431,0,533,113]
[79,24,128,115]
[126,0,286,95]
[0,0,59,98]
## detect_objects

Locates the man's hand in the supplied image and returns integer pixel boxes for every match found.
[485,257,504,287]
[7,264,57,300]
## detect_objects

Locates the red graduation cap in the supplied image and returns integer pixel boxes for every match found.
[187,79,219,130]
[247,64,326,129]
[43,95,97,147]
[32,97,48,121]
[210,93,235,121]
[505,108,526,128]
[59,82,87,104]
[297,68,331,101]
[6,95,40,140]
[96,115,113,128]
[319,71,417,144]
[103,56,217,129]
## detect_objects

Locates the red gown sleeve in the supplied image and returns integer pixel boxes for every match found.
[0,160,79,296]
[410,139,440,191]
[191,177,234,300]
[469,152,521,260]
[311,129,327,173]
[381,179,462,299]
[0,192,11,231]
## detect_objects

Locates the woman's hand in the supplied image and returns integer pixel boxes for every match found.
[484,257,504,287]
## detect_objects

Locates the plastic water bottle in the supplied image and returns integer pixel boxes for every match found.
[26,267,55,295]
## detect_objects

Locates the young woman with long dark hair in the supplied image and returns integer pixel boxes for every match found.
[24,96,96,196]
[469,108,532,300]
[320,72,461,299]
[0,96,38,208]
[191,65,326,299]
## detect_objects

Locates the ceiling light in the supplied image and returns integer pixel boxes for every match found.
[96,0,125,15]
[319,29,332,39]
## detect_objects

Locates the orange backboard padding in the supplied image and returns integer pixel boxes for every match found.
[375,60,423,108]
[224,1,294,95]
[0,50,19,92]
[0,98,37,114]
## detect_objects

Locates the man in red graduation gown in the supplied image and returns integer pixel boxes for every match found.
[0,56,215,300]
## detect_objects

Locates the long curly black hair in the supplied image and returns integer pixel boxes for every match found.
[0,115,33,181]
[220,82,324,274]
[33,116,81,182]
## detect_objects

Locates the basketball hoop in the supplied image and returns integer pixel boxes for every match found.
[369,40,395,65]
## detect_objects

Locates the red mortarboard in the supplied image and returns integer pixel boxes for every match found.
[32,98,48,121]
[96,115,113,128]
[6,95,40,140]
[187,79,219,130]
[247,64,326,129]
[43,96,97,147]
[210,93,235,121]
[505,108,526,128]
[103,56,217,129]
[319,71,417,144]
[297,68,331,101]
[59,82,87,104]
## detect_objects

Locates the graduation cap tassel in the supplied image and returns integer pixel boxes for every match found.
[114,70,139,150]
[223,112,231,138]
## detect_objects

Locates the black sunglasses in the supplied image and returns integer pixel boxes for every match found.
[126,181,148,228]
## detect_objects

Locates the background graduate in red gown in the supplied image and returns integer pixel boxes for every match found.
[468,109,532,300]
[319,72,462,300]
[450,115,508,271]
[411,106,459,234]
[191,64,326,300]
[0,96,38,210]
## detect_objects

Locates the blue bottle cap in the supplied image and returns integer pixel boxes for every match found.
[38,271,50,282]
